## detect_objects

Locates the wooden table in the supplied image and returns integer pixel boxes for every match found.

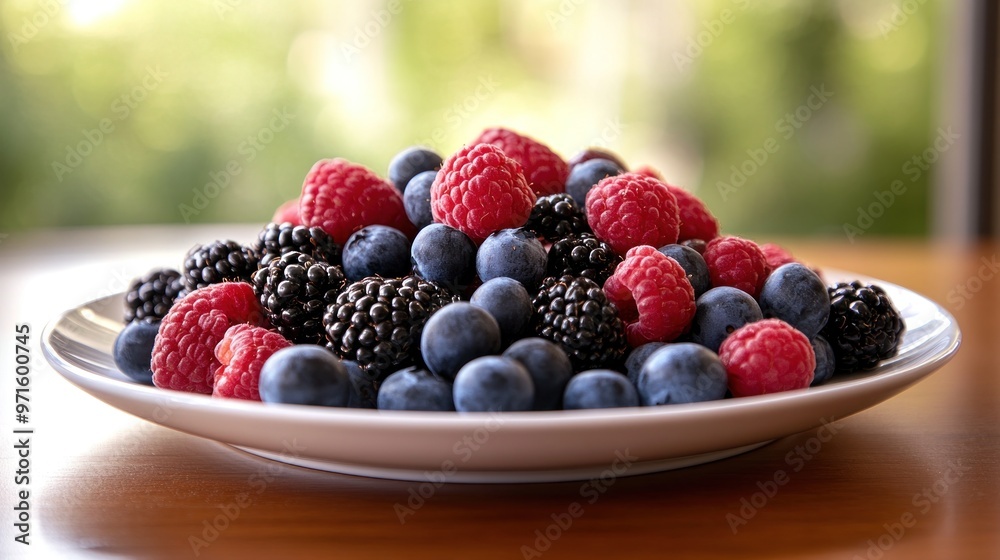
[0,226,996,559]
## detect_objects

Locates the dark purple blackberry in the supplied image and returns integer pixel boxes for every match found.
[820,281,905,372]
[532,275,627,372]
[182,240,258,291]
[124,268,185,323]
[252,251,347,345]
[546,233,622,285]
[253,222,341,267]
[524,193,591,242]
[323,275,459,378]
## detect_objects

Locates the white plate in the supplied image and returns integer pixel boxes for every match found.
[41,272,960,483]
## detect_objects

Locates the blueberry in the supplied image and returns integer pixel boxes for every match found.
[810,336,835,386]
[259,345,352,406]
[502,337,573,410]
[343,360,378,409]
[453,356,534,412]
[624,342,667,384]
[565,158,623,206]
[758,263,831,338]
[658,244,711,297]
[637,343,728,405]
[411,223,477,293]
[476,228,547,290]
[470,278,534,346]
[112,321,160,384]
[562,370,639,410]
[403,170,437,230]
[377,367,455,411]
[342,225,412,282]
[420,302,502,380]
[690,286,763,352]
[388,146,442,193]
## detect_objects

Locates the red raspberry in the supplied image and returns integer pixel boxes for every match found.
[718,319,816,397]
[151,282,264,394]
[759,242,798,270]
[631,165,664,181]
[472,127,568,197]
[212,324,291,401]
[299,158,415,245]
[664,183,720,242]
[604,245,695,346]
[585,173,680,255]
[703,236,769,298]
[430,143,535,244]
[272,197,302,226]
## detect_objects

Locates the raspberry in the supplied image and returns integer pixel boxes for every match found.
[213,324,291,401]
[151,282,264,394]
[472,127,568,196]
[430,143,535,244]
[299,158,415,245]
[703,236,769,298]
[759,242,798,271]
[585,173,680,255]
[603,245,695,346]
[272,198,302,226]
[664,183,719,242]
[718,319,815,397]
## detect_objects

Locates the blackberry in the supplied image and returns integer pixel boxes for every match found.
[524,193,590,242]
[124,268,185,323]
[323,275,459,378]
[532,275,627,371]
[182,240,258,291]
[253,222,342,267]
[546,233,622,285]
[820,281,905,372]
[252,251,347,345]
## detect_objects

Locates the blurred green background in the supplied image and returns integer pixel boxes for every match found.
[0,0,943,236]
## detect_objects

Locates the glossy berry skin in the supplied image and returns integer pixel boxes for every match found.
[585,173,680,256]
[388,146,443,193]
[470,277,534,346]
[565,158,623,207]
[420,302,502,380]
[636,343,728,406]
[343,360,378,409]
[403,170,437,230]
[758,263,830,339]
[341,225,412,282]
[259,345,352,407]
[502,337,573,410]
[113,321,160,385]
[703,236,769,298]
[377,367,455,411]
[810,336,836,386]
[563,370,639,410]
[476,228,548,290]
[820,281,905,372]
[658,244,711,298]
[567,148,628,173]
[453,356,534,412]
[624,342,667,384]
[411,223,477,293]
[663,183,720,242]
[213,325,292,401]
[719,319,816,398]
[690,286,763,353]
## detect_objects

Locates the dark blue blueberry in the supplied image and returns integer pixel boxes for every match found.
[377,367,455,411]
[565,158,623,206]
[470,277,534,346]
[411,223,477,293]
[637,343,728,405]
[810,336,835,386]
[420,302,502,380]
[502,337,573,410]
[624,342,667,384]
[563,370,639,410]
[758,263,831,339]
[476,228,548,290]
[453,356,534,412]
[259,345,352,406]
[342,360,378,409]
[112,321,160,385]
[403,170,437,230]
[388,146,442,193]
[690,286,763,352]
[658,243,711,297]
[341,225,412,282]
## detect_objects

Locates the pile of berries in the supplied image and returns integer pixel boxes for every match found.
[113,127,905,412]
